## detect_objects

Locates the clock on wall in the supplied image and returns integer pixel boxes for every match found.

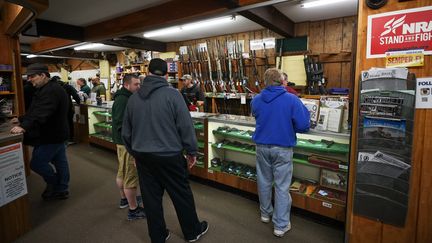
[366,0,388,9]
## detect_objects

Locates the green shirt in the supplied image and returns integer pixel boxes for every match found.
[91,83,106,97]
[80,85,91,96]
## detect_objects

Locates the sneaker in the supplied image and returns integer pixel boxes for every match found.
[120,196,142,209]
[165,230,171,241]
[187,221,209,242]
[260,214,270,223]
[127,207,146,220]
[42,191,69,201]
[273,223,291,237]
[119,198,128,209]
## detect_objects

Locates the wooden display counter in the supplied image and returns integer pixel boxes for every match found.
[0,125,30,243]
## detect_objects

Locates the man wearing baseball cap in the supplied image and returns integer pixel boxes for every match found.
[11,63,70,201]
[122,58,208,242]
[180,74,204,111]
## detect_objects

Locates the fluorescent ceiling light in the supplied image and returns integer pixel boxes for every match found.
[182,16,235,30]
[74,43,105,51]
[143,15,236,38]
[144,27,181,38]
[301,0,349,8]
[27,54,38,58]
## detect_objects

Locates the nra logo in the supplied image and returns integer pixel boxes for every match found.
[367,6,432,58]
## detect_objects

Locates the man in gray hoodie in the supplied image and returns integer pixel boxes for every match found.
[122,58,208,243]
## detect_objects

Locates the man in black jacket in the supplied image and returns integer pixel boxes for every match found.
[11,63,70,200]
[122,58,208,243]
[52,76,81,143]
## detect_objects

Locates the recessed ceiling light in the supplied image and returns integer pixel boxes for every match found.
[301,0,350,8]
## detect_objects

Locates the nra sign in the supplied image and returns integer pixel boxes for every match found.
[367,6,432,58]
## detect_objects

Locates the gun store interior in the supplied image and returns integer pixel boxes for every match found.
[1,1,431,243]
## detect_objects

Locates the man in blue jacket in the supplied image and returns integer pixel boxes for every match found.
[251,68,310,237]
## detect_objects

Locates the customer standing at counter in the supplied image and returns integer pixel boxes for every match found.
[91,76,106,97]
[77,78,91,97]
[251,68,310,237]
[122,58,208,243]
[111,74,146,221]
[10,63,70,200]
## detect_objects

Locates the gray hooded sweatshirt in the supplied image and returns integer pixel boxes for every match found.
[122,74,197,157]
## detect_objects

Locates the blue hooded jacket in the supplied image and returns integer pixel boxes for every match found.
[251,86,310,147]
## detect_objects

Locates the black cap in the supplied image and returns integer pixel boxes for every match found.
[148,58,167,76]
[26,63,48,76]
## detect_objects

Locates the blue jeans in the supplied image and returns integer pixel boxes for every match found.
[256,144,293,230]
[30,143,70,192]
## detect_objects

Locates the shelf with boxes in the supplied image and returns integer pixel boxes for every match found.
[0,64,17,117]
[87,104,116,151]
[115,62,149,81]
[205,113,350,221]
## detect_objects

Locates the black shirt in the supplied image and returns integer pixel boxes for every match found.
[180,84,204,106]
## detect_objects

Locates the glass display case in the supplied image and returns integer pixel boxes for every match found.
[206,114,350,221]
[87,104,116,151]
[190,112,216,179]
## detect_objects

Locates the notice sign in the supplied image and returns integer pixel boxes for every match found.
[416,77,432,109]
[385,49,424,67]
[367,6,432,58]
[0,143,27,207]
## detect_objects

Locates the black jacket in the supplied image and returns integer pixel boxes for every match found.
[19,79,69,145]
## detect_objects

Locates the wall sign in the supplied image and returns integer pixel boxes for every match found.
[0,143,27,207]
[366,6,432,58]
[385,49,424,67]
[416,77,432,109]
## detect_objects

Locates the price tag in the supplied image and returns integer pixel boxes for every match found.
[199,132,204,136]
[241,94,246,104]
[217,143,222,148]
[208,169,214,174]
[322,202,332,208]
[339,164,348,170]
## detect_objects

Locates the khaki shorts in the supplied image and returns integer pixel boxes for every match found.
[116,145,139,188]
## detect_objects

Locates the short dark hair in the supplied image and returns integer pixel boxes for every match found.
[78,78,86,85]
[123,74,139,85]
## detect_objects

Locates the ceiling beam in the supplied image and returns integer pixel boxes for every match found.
[2,0,49,36]
[31,37,79,53]
[22,19,84,40]
[84,0,230,41]
[239,5,294,38]
[42,49,104,60]
[102,36,166,52]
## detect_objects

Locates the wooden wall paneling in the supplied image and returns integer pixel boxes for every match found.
[324,18,343,53]
[323,62,341,88]
[416,59,432,243]
[294,21,309,37]
[340,62,351,89]
[308,21,324,53]
[347,1,432,243]
[342,16,356,52]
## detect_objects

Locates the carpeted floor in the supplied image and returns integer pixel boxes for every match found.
[15,144,344,243]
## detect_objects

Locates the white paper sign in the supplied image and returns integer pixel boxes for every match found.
[240,94,246,104]
[250,39,264,50]
[179,46,188,55]
[263,38,276,49]
[0,143,27,207]
[198,42,207,50]
[416,77,432,109]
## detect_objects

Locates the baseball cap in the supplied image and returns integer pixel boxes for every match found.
[26,63,48,76]
[180,74,192,80]
[148,58,167,76]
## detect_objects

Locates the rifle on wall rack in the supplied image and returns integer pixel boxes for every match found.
[251,50,261,93]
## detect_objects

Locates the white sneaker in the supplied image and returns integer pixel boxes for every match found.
[273,223,291,237]
[260,215,270,223]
